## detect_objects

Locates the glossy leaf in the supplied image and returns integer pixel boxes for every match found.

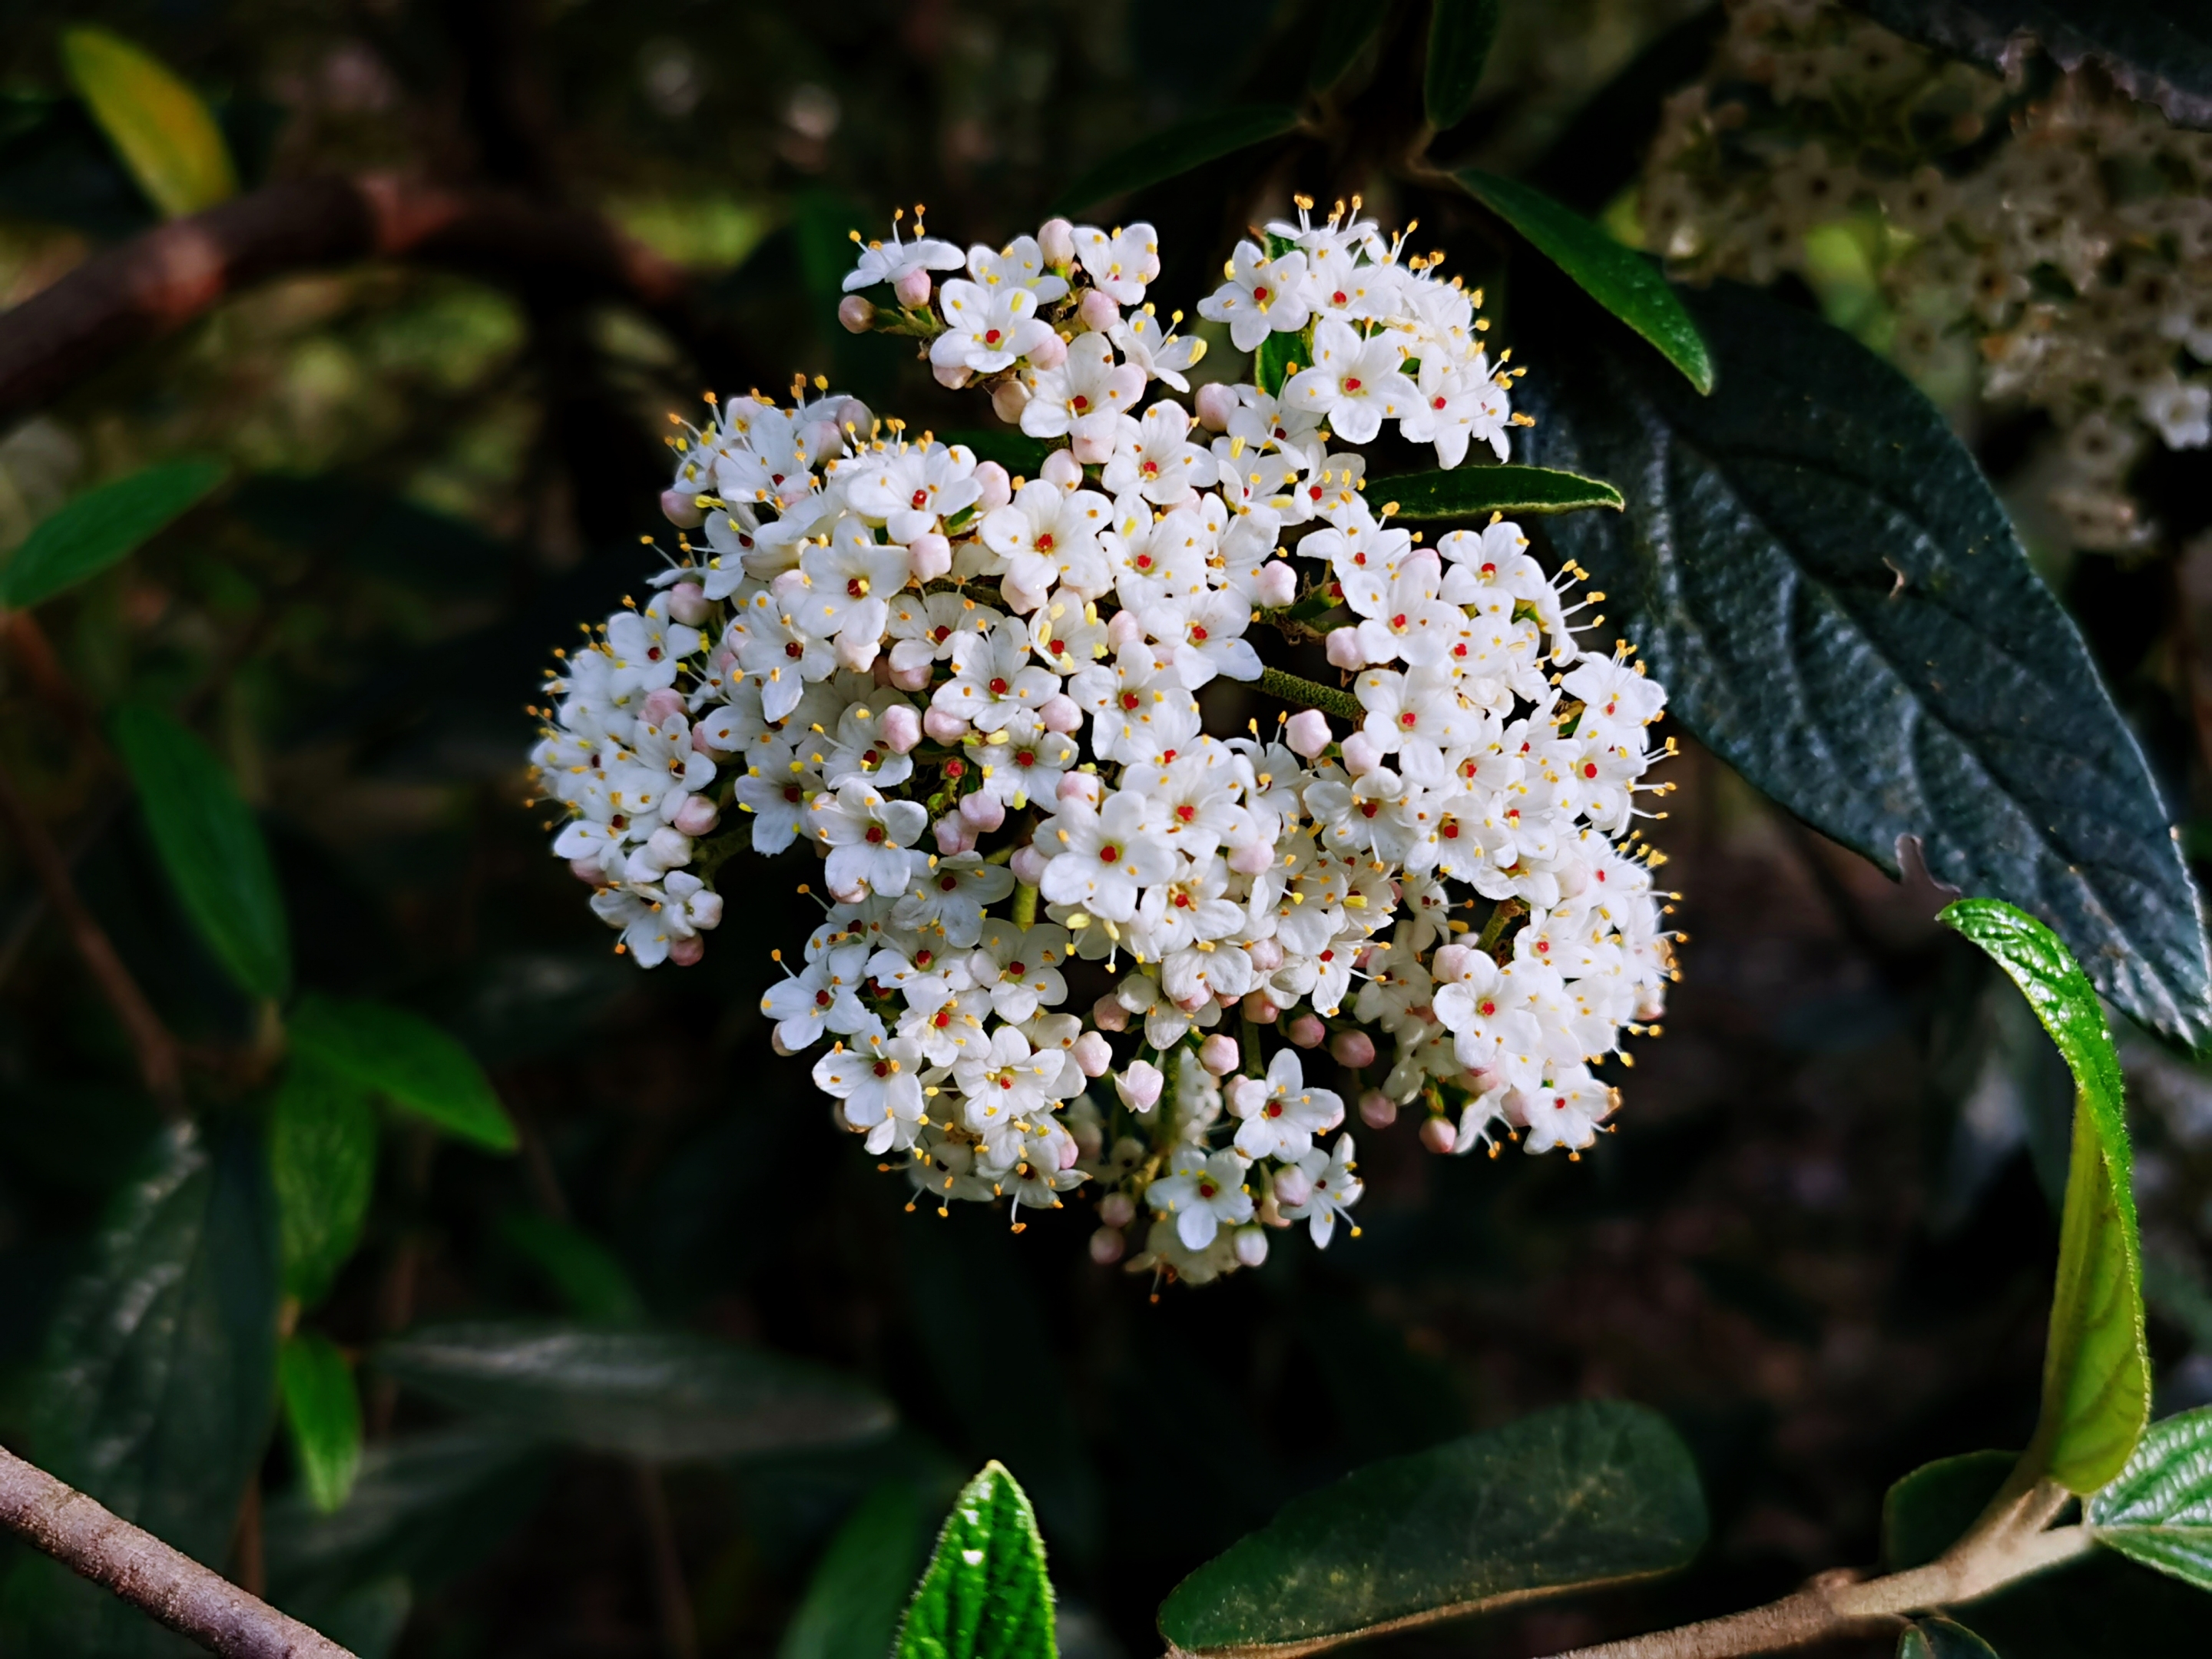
[0,458,224,608]
[1156,1401,1707,1657]
[1257,329,1302,399]
[376,1320,894,1462]
[1053,105,1301,215]
[1383,464,1622,519]
[290,992,516,1152]
[943,429,1050,480]
[281,1330,364,1514]
[112,701,291,1002]
[1424,0,1501,130]
[1518,279,2212,1047]
[1456,170,1712,392]
[59,27,237,217]
[1899,1617,2001,1659]
[270,1055,379,1308]
[1310,4,1392,91]
[783,1482,929,1659]
[1945,899,2149,1493]
[896,1461,1055,1659]
[2086,1406,2212,1590]
[1883,1449,2015,1571]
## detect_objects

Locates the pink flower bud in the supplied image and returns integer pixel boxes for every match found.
[1026,329,1068,369]
[1198,1034,1240,1076]
[770,568,807,601]
[835,632,879,673]
[1326,626,1367,669]
[1105,608,1144,651]
[1194,382,1237,432]
[1225,1075,1267,1117]
[1241,992,1280,1025]
[570,856,608,886]
[880,704,922,753]
[1464,1065,1505,1097]
[1115,1058,1163,1111]
[959,790,1005,832]
[1431,942,1476,983]
[1330,1028,1376,1068]
[828,876,870,905]
[932,361,972,390]
[1001,569,1050,614]
[665,580,711,626]
[1253,561,1297,608]
[1283,708,1331,758]
[668,935,706,967]
[922,706,969,743]
[1227,838,1272,877]
[973,460,1012,512]
[1233,1226,1270,1267]
[1341,730,1383,777]
[1360,1088,1399,1129]
[889,659,932,691]
[1287,1013,1326,1048]
[908,532,952,581]
[1040,448,1084,489]
[1273,1164,1313,1207]
[1246,936,1283,972]
[1100,1190,1135,1228]
[1010,842,1049,885]
[1071,1030,1112,1078]
[1073,1117,1103,1158]
[1092,994,1129,1033]
[1078,289,1119,333]
[990,379,1031,422]
[660,488,706,529]
[933,814,976,856]
[646,826,692,869]
[1058,770,1101,807]
[837,294,876,335]
[1038,217,1076,267]
[692,724,716,754]
[671,795,720,836]
[1039,694,1082,733]
[1421,1114,1459,1154]
[1089,1227,1125,1266]
[1070,426,1114,465]
[643,687,687,725]
[894,266,934,308]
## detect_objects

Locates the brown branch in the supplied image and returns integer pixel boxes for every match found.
[0,1442,354,1659]
[0,757,184,1114]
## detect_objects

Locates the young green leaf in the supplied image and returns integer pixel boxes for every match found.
[1456,169,1713,393]
[0,458,224,608]
[2085,1406,2212,1590]
[281,1330,364,1514]
[1053,105,1301,215]
[1382,464,1622,519]
[896,1461,1055,1659]
[290,993,516,1152]
[1898,1616,2000,1659]
[111,701,291,1002]
[1156,1401,1707,1657]
[1309,4,1392,91]
[376,1321,894,1462]
[783,1482,929,1659]
[1518,278,2212,1048]
[1943,898,2149,1494]
[59,26,238,218]
[270,1055,379,1308]
[1256,329,1303,399]
[1881,1449,2015,1571]
[1424,0,1502,130]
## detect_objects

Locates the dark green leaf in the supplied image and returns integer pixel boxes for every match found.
[1053,105,1301,215]
[1858,2,2212,131]
[1457,170,1711,392]
[1310,4,1392,91]
[943,429,1051,479]
[270,1055,378,1308]
[60,27,237,217]
[376,1320,894,1462]
[290,992,516,1152]
[312,1578,411,1659]
[1424,0,1502,130]
[896,1461,1055,1659]
[1518,278,2212,1047]
[783,1482,929,1659]
[1944,1548,2212,1657]
[111,701,290,1001]
[0,458,223,608]
[1257,329,1303,399]
[1383,464,1621,519]
[281,1330,363,1514]
[1156,1400,1707,1657]
[1883,1449,2015,1571]
[496,1210,646,1324]
[1945,899,2149,1493]
[1899,1617,2001,1659]
[2086,1406,2212,1590]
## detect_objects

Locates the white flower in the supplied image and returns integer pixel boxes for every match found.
[1145,1145,1252,1250]
[816,1035,929,1154]
[1397,354,1512,466]
[934,619,1061,729]
[1110,309,1207,392]
[1283,1135,1361,1246]
[966,234,1069,303]
[1283,319,1418,444]
[981,481,1114,598]
[974,727,1078,807]
[588,870,722,968]
[1343,551,1463,669]
[604,597,701,696]
[893,853,1018,949]
[931,280,1054,375]
[1138,590,1262,688]
[1197,240,1312,351]
[968,919,1071,1022]
[953,1026,1066,1157]
[759,937,873,1051]
[1067,641,1201,766]
[1102,401,1219,505]
[837,443,982,543]
[1071,222,1160,305]
[1230,1048,1344,1161]
[807,778,929,898]
[844,218,965,292]
[1020,333,1144,445]
[1518,1068,1618,1154]
[1037,788,1177,922]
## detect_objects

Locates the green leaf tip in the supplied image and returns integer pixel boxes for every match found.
[0,458,225,609]
[1052,105,1300,216]
[897,1460,1055,1659]
[1383,464,1623,519]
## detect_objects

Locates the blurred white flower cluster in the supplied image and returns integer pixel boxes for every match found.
[1644,0,2212,548]
[526,199,1678,1286]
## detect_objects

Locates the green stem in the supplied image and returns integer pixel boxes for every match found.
[1256,667,1363,724]
[1476,898,1525,954]
[1012,881,1038,930]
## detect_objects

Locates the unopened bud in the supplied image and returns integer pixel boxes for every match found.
[1198,1034,1240,1076]
[908,532,952,581]
[1431,942,1476,983]
[665,579,711,626]
[1253,561,1297,608]
[973,460,1012,512]
[991,379,1031,422]
[836,631,879,674]
[894,266,934,308]
[922,706,969,743]
[959,790,1005,832]
[1330,1029,1376,1068]
[1273,1164,1313,1207]
[1089,1227,1125,1266]
[1071,1030,1112,1078]
[1359,1088,1398,1129]
[570,856,608,886]
[1194,382,1237,432]
[889,658,932,691]
[932,361,972,390]
[643,687,687,725]
[837,294,877,334]
[1078,289,1119,333]
[1241,990,1280,1024]
[660,488,707,529]
[1058,770,1101,808]
[645,827,692,870]
[671,795,720,836]
[1232,1225,1269,1268]
[1227,838,1272,876]
[1026,329,1068,369]
[1283,708,1332,758]
[1115,1058,1164,1111]
[1245,936,1283,971]
[879,704,922,753]
[1001,568,1050,614]
[1092,994,1130,1033]
[1341,730,1384,777]
[668,935,705,966]
[1326,626,1367,669]
[1287,1012,1327,1048]
[1100,1190,1135,1228]
[933,813,976,856]
[1040,448,1084,489]
[1010,843,1049,885]
[1421,1114,1459,1154]
[1040,694,1082,733]
[1070,426,1114,465]
[1105,608,1144,651]
[1224,1075,1267,1118]
[1038,217,1076,267]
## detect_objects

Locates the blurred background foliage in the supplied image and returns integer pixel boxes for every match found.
[0,1,2208,1657]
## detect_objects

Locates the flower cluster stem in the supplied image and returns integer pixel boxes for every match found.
[1256,667,1363,724]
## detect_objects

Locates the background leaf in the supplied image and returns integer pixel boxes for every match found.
[111,700,292,1002]
[270,1055,379,1308]
[1882,1449,2018,1571]
[1052,105,1300,214]
[1155,1400,1707,1657]
[290,993,516,1152]
[1899,1617,2000,1659]
[1257,329,1302,399]
[781,1482,929,1659]
[0,458,224,608]
[896,1461,1055,1659]
[58,26,237,218]
[1457,170,1712,392]
[376,1320,894,1462]
[1423,0,1501,130]
[1519,279,2212,1048]
[495,1210,646,1323]
[281,1329,364,1514]
[1382,463,1622,519]
[1944,899,2148,1494]
[2085,1406,2212,1590]
[942,429,1050,479]
[1309,4,1392,91]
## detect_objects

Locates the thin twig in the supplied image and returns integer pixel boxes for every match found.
[632,1463,698,1659]
[0,1442,353,1659]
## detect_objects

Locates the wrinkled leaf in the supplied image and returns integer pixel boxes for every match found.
[783,1482,929,1659]
[1519,279,2212,1047]
[1310,4,1392,91]
[1156,1400,1707,1657]
[896,1461,1055,1659]
[496,1210,645,1324]
[1424,0,1502,129]
[1945,899,2149,1493]
[270,1055,379,1308]
[112,701,291,1002]
[59,26,237,217]
[281,1330,364,1514]
[1883,1449,2016,1571]
[0,458,224,608]
[1383,464,1622,519]
[1053,105,1301,214]
[1457,170,1711,392]
[376,1320,894,1462]
[1899,1617,2001,1659]
[2086,1406,2212,1590]
[290,992,516,1152]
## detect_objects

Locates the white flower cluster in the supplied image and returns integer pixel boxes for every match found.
[1645,0,2212,549]
[527,199,1678,1286]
